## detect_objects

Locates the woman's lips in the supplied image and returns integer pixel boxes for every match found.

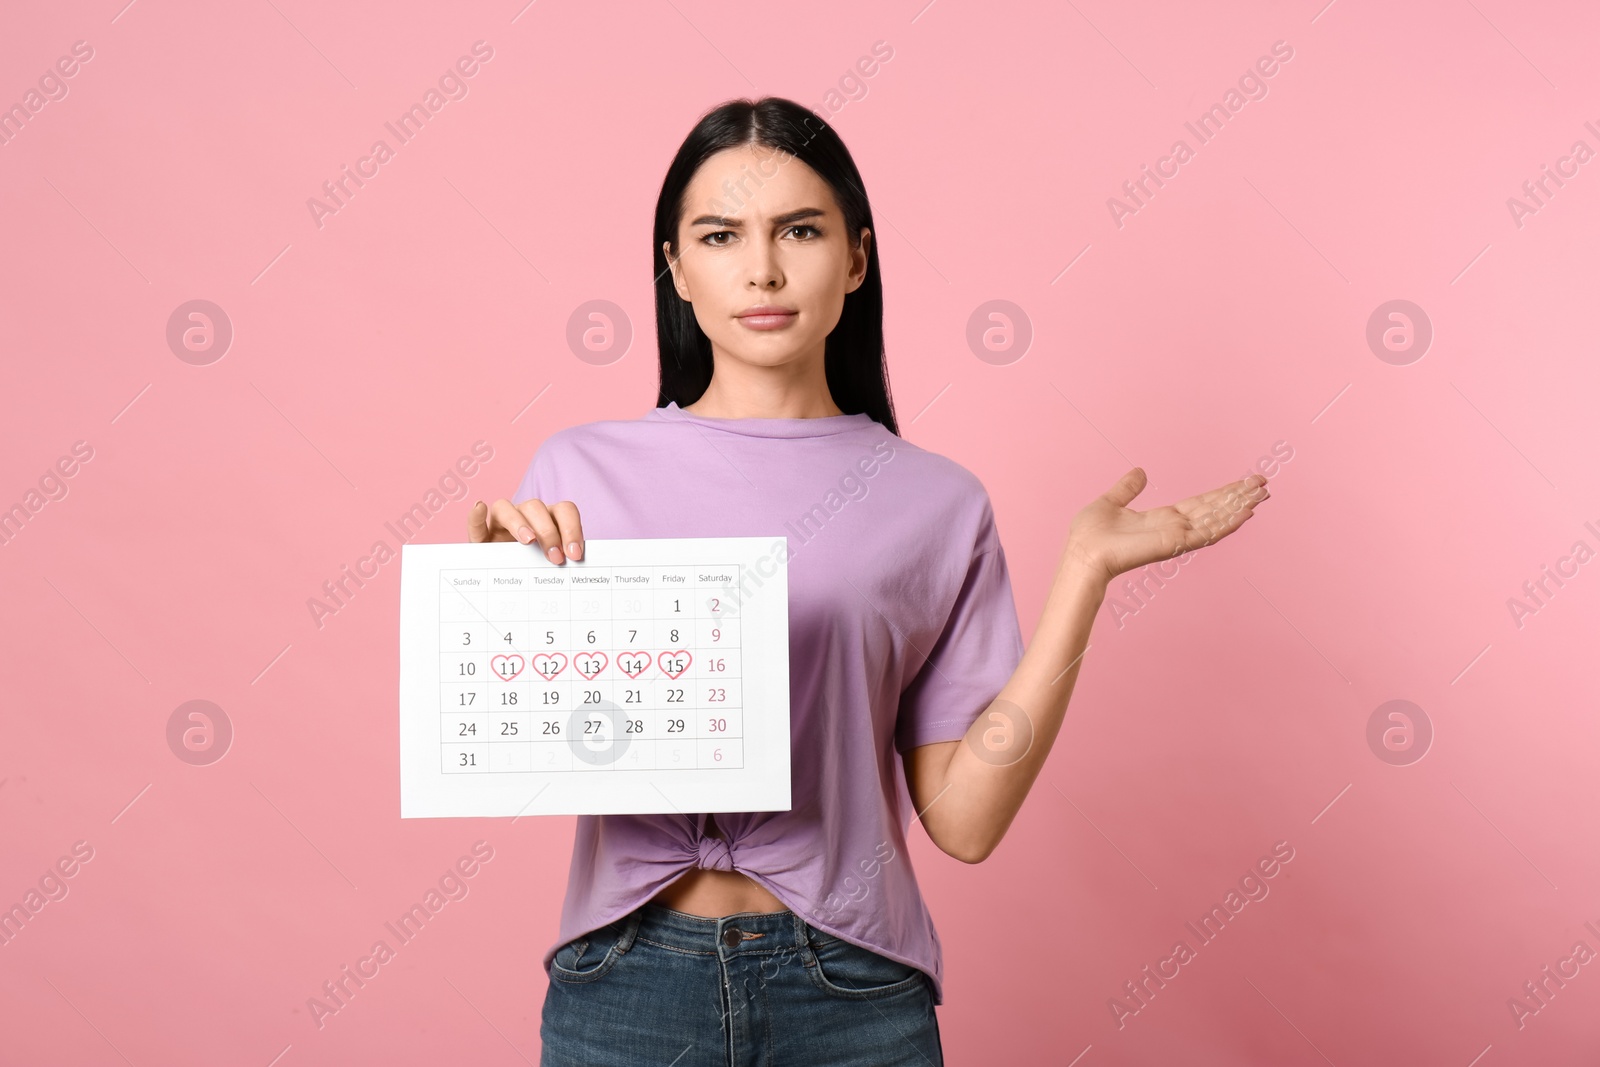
[736,310,798,330]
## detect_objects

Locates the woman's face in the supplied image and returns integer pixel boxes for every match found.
[665,143,871,375]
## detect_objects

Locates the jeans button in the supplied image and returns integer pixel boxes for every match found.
[722,926,741,948]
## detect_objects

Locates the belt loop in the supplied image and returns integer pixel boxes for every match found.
[615,906,644,955]
[790,910,817,970]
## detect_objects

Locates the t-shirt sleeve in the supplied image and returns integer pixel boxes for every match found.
[512,438,558,504]
[894,533,1026,754]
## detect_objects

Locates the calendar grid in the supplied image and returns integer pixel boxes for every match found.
[437,563,745,776]
[401,537,789,819]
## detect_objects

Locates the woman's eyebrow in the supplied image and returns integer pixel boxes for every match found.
[688,207,827,228]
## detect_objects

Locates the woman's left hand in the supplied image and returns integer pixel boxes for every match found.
[1062,467,1271,586]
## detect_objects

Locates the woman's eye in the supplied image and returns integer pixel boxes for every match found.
[698,225,817,246]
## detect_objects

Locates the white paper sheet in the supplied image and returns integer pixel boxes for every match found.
[398,537,791,818]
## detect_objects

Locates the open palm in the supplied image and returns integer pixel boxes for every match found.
[1065,467,1271,584]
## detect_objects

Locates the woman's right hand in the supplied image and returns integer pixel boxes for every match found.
[468,498,585,564]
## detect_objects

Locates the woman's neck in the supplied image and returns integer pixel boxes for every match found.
[684,385,845,420]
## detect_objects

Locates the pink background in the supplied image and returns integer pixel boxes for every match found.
[3,0,1598,1063]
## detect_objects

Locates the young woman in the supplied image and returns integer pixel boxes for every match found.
[469,96,1269,1066]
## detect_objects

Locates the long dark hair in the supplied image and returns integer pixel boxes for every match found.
[651,96,899,436]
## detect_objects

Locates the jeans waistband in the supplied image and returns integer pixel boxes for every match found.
[620,901,814,961]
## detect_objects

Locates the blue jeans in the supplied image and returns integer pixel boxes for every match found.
[539,902,944,1066]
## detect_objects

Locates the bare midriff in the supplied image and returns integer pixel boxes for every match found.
[648,813,788,916]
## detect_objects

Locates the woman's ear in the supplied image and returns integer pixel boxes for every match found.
[845,228,872,293]
[663,239,690,300]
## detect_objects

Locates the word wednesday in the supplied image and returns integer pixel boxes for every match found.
[1109,840,1296,1029]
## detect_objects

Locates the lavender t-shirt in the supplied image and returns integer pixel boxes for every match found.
[513,400,1025,1005]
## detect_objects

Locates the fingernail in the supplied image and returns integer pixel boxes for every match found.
[547,545,562,563]
[517,526,534,544]
[475,500,485,510]
[567,541,582,560]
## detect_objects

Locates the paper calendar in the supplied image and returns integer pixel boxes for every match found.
[398,537,791,818]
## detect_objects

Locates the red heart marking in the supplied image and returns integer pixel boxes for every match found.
[658,650,692,680]
[532,652,568,679]
[490,654,524,682]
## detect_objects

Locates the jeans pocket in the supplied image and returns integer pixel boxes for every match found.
[804,932,929,1000]
[550,920,627,985]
